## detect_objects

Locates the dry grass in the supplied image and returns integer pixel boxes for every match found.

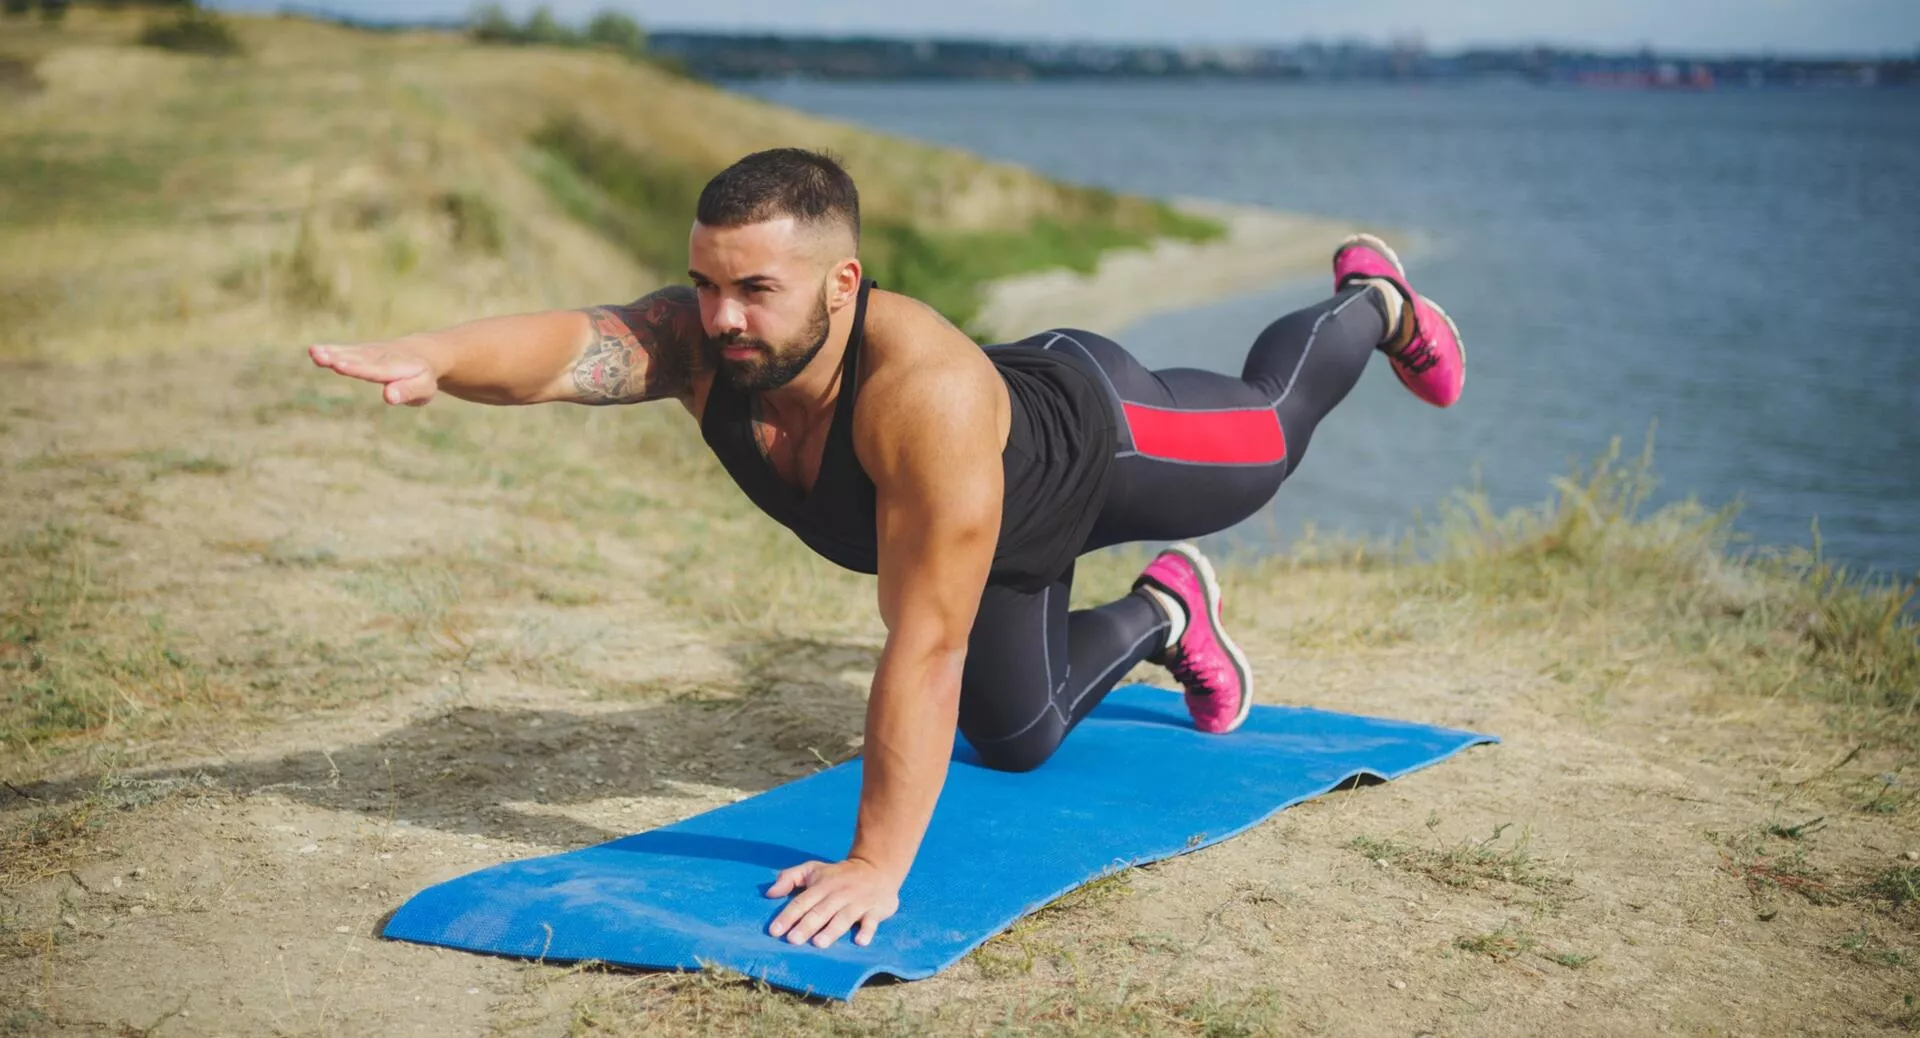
[3,10,1919,1036]
[1366,431,1919,751]
[530,963,1291,1037]
[1350,818,1573,904]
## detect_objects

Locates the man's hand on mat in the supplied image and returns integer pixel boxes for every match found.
[309,340,442,407]
[765,858,901,949]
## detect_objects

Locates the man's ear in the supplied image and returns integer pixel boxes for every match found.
[826,250,863,311]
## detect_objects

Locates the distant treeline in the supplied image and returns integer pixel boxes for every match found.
[645,32,1920,88]
[6,0,245,55]
[4,1,216,24]
[463,4,692,77]
[1,0,70,19]
[468,4,642,54]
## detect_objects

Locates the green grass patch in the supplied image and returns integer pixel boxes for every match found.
[862,196,1221,335]
[0,143,168,227]
[528,116,709,278]
[528,116,1224,333]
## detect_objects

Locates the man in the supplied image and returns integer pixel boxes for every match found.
[309,148,1464,953]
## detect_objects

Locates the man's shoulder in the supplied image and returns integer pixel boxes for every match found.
[854,298,1008,471]
[863,290,970,350]
[861,296,996,401]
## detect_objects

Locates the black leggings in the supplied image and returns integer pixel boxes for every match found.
[959,287,1387,771]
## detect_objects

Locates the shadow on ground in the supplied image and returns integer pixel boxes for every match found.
[10,636,881,851]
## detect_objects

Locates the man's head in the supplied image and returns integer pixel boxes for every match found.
[690,148,862,393]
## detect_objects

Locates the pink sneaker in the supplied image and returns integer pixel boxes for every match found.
[1333,233,1466,409]
[1133,543,1253,735]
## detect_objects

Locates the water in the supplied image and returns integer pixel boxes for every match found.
[738,80,1920,578]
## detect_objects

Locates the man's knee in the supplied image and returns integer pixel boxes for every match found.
[969,734,1060,774]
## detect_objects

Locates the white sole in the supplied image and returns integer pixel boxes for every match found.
[1165,541,1255,733]
[1336,232,1407,283]
[1423,297,1468,399]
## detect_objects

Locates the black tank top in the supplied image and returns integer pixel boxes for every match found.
[699,280,1115,593]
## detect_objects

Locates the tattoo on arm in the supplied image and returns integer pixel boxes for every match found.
[570,285,701,404]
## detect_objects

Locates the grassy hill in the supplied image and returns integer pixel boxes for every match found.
[0,7,1216,363]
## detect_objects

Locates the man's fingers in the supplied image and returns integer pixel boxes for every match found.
[768,879,828,936]
[852,909,883,948]
[766,862,817,899]
[314,344,427,385]
[810,903,865,948]
[786,894,849,945]
[384,370,437,407]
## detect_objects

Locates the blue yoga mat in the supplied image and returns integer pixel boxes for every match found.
[384,684,1494,999]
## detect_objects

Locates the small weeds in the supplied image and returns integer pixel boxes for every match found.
[968,869,1134,979]
[1854,866,1920,914]
[439,190,504,254]
[1352,818,1571,903]
[0,772,213,892]
[0,795,102,893]
[135,450,232,478]
[1454,924,1535,962]
[1856,772,1916,816]
[1715,825,1837,911]
[1,524,224,744]
[1766,816,1827,840]
[1836,925,1910,967]
[139,10,244,56]
[0,55,40,94]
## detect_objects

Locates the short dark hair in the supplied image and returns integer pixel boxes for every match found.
[695,148,860,243]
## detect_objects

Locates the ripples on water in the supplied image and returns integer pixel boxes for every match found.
[741,80,1920,577]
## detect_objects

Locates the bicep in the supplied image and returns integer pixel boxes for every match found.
[871,388,1003,649]
[542,285,704,405]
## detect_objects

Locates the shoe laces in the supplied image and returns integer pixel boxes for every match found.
[1165,640,1224,697]
[1392,333,1439,375]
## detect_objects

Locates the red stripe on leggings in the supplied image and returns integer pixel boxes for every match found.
[1121,403,1286,465]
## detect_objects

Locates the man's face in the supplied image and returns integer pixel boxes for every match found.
[688,217,845,393]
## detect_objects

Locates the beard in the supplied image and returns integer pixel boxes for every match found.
[704,286,833,394]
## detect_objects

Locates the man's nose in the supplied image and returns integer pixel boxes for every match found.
[711,297,747,336]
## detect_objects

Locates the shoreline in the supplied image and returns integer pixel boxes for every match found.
[972,198,1380,342]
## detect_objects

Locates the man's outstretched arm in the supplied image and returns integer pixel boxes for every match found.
[306,285,704,407]
[764,335,1004,950]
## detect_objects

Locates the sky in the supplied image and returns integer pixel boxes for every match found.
[222,0,1920,56]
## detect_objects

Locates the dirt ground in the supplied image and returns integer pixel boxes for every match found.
[3,12,1917,1035]
[2,339,1916,1037]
